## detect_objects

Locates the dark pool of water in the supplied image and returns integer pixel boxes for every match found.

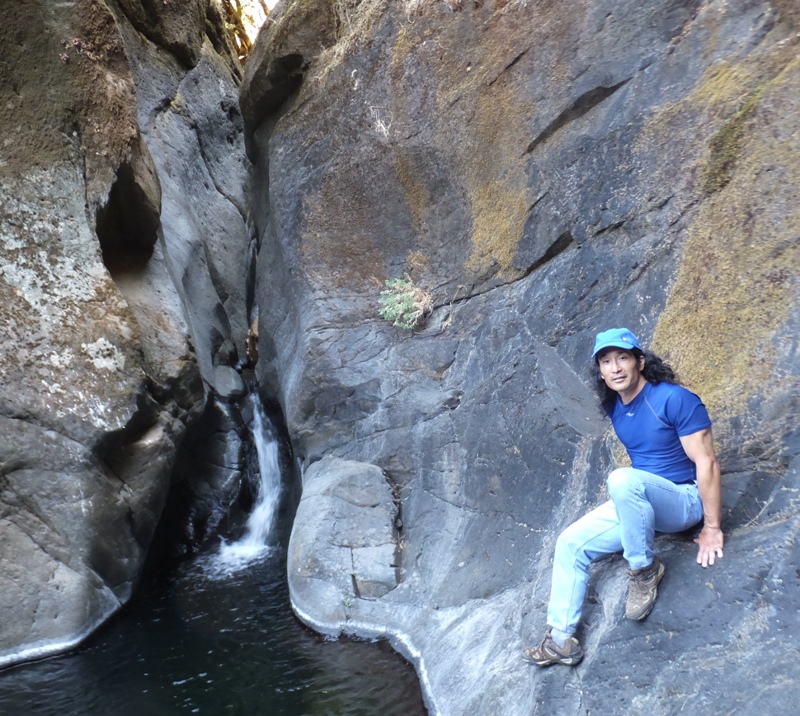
[0,549,426,716]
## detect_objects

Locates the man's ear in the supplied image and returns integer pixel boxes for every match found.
[638,355,646,371]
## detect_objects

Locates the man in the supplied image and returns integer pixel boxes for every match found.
[522,328,723,667]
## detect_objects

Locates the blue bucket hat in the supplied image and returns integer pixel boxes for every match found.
[592,328,641,359]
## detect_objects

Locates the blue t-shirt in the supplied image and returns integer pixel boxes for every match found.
[609,381,712,484]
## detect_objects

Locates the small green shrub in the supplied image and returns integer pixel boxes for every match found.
[378,274,433,330]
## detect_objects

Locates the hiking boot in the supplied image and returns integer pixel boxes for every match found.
[522,630,584,667]
[626,556,665,620]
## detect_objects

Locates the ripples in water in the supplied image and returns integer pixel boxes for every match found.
[0,548,426,716]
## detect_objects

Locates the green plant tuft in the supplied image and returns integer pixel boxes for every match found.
[378,274,433,330]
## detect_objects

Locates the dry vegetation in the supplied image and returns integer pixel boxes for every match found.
[220,0,270,60]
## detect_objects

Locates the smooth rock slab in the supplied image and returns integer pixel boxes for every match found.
[289,457,399,620]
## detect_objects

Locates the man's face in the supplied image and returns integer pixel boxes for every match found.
[597,348,645,397]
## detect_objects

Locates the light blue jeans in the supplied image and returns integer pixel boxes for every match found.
[547,467,704,636]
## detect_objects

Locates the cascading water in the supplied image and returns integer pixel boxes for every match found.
[208,392,282,575]
[0,388,426,714]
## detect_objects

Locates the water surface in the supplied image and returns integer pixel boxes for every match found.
[0,395,426,715]
[0,548,426,716]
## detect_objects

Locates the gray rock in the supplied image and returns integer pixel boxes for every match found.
[0,0,250,667]
[214,365,246,399]
[289,457,399,624]
[254,0,800,713]
[0,415,171,666]
[240,0,337,159]
[2,1,798,712]
[108,0,256,546]
[115,0,208,69]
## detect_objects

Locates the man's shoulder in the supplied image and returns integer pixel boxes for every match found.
[647,381,699,401]
[648,381,711,430]
[645,381,706,415]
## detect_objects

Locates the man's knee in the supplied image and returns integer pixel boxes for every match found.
[554,523,585,563]
[607,467,643,501]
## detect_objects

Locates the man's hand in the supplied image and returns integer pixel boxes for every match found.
[695,525,724,567]
[681,428,723,568]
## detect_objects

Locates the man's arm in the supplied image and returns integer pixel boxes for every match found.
[679,428,723,568]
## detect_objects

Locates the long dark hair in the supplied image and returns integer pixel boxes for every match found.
[594,348,679,414]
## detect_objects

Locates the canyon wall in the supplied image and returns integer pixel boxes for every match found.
[2,1,798,712]
[242,1,800,713]
[0,0,250,666]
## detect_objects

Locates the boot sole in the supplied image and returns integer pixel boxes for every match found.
[521,652,583,667]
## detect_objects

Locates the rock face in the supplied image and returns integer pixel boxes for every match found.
[244,1,800,713]
[2,0,798,709]
[0,0,250,666]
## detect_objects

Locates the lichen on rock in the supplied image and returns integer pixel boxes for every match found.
[653,51,800,443]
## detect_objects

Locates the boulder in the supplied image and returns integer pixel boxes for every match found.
[240,0,337,158]
[289,457,399,625]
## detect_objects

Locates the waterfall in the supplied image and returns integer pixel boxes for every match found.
[208,393,282,575]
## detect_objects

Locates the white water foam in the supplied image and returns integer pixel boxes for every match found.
[204,393,282,578]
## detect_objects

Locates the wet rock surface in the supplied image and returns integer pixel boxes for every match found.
[247,1,800,713]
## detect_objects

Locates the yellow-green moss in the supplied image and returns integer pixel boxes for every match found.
[309,0,388,87]
[464,168,530,276]
[406,250,430,275]
[691,64,756,108]
[701,88,761,194]
[636,48,796,194]
[653,55,800,440]
[393,150,435,247]
[612,437,631,469]
[455,53,533,277]
[388,5,537,279]
[450,57,532,277]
